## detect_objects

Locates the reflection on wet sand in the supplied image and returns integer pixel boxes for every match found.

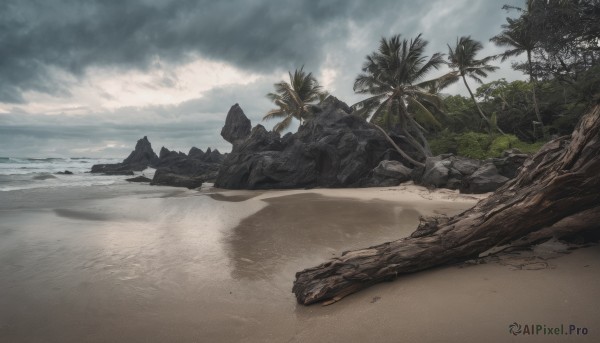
[224,193,420,280]
[54,208,111,221]
[208,191,265,202]
[4,185,595,342]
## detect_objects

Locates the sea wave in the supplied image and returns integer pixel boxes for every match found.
[0,157,141,191]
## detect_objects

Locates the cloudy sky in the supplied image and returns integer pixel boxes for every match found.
[0,0,525,158]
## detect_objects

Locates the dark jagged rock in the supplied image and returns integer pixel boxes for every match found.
[460,163,510,194]
[215,96,391,189]
[150,169,204,189]
[121,136,159,169]
[417,152,524,193]
[125,175,152,183]
[188,147,205,160]
[56,170,73,175]
[489,150,529,179]
[422,156,451,188]
[362,160,413,187]
[98,169,135,176]
[221,103,252,144]
[91,136,159,174]
[151,146,222,187]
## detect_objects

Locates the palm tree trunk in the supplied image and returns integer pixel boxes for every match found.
[462,75,505,135]
[528,50,545,139]
[372,124,425,168]
[398,105,432,158]
[407,117,432,157]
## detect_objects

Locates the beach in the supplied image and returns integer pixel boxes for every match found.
[1,183,598,342]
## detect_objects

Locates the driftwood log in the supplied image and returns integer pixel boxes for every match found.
[293,103,600,305]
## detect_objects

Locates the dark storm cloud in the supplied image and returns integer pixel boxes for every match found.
[0,0,401,103]
[0,0,524,103]
[1,0,527,158]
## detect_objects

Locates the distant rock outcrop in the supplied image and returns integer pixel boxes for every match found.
[91,136,159,174]
[150,169,205,189]
[414,150,528,193]
[122,136,160,168]
[149,146,225,188]
[90,137,225,188]
[215,96,392,189]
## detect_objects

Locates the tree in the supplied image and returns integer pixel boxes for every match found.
[490,8,545,136]
[526,0,600,82]
[352,34,452,164]
[475,79,542,140]
[448,36,503,134]
[263,67,325,134]
[293,103,600,305]
[499,0,600,82]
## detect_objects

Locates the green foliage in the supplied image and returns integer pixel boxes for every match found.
[430,131,544,159]
[488,134,520,156]
[352,33,453,159]
[455,132,493,159]
[439,95,481,132]
[429,130,459,156]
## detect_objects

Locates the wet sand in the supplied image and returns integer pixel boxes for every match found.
[0,184,598,342]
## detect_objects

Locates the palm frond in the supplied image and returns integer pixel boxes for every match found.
[263,109,288,121]
[407,97,442,128]
[272,115,294,134]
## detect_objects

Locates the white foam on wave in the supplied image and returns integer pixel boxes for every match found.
[0,157,147,192]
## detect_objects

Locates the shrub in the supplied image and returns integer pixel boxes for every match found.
[429,132,544,159]
[455,132,492,159]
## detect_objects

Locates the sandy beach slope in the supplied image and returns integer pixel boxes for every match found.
[0,183,598,342]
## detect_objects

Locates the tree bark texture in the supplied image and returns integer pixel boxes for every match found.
[293,104,600,305]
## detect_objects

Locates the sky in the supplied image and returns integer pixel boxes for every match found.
[0,0,526,158]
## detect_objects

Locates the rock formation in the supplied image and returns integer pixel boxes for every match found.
[215,97,393,189]
[149,146,225,188]
[220,103,252,144]
[415,150,529,194]
[91,136,159,174]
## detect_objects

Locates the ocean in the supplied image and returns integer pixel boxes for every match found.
[0,157,151,191]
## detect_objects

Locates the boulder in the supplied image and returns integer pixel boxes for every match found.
[488,150,529,179]
[215,96,391,189]
[221,104,252,144]
[451,157,481,176]
[373,160,412,181]
[422,156,450,188]
[150,169,204,189]
[460,163,510,194]
[102,170,134,176]
[125,175,152,183]
[362,160,412,187]
[56,170,73,175]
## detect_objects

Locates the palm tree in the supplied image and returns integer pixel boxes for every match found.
[353,34,453,166]
[491,8,545,137]
[447,36,503,134]
[263,67,324,133]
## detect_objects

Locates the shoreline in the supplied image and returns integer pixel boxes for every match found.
[1,183,598,342]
